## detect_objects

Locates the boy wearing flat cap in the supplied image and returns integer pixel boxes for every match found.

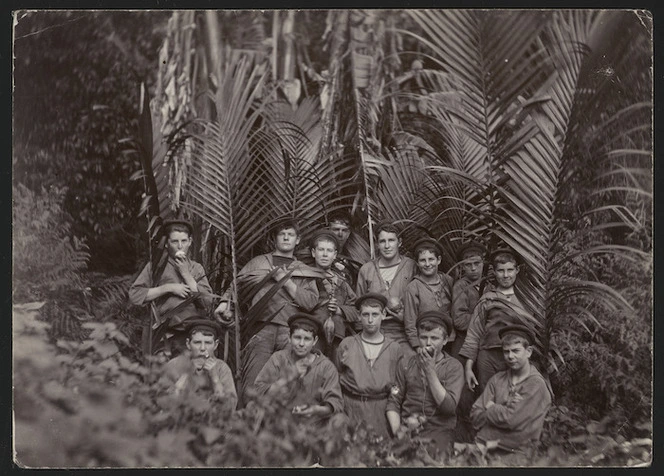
[253,312,344,422]
[460,247,533,394]
[356,222,417,346]
[386,311,464,458]
[404,237,454,355]
[129,219,214,356]
[309,229,359,359]
[161,318,237,409]
[336,292,405,438]
[470,324,552,452]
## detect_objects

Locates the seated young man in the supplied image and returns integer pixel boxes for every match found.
[309,229,359,359]
[386,311,464,458]
[470,324,552,453]
[129,219,213,356]
[403,238,454,354]
[161,318,237,410]
[336,293,404,438]
[356,222,417,345]
[253,312,344,424]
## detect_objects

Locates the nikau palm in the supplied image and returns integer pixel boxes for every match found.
[142,10,650,377]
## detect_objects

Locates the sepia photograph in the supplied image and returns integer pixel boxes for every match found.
[11,8,653,468]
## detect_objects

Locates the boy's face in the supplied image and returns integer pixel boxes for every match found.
[186,331,218,363]
[360,304,385,336]
[377,231,401,261]
[290,328,318,358]
[311,239,338,269]
[462,252,484,281]
[502,340,532,372]
[274,227,300,253]
[330,220,351,249]
[418,326,448,357]
[167,231,192,259]
[417,249,441,278]
[494,261,518,289]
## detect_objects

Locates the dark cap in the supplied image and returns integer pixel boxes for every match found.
[185,318,223,338]
[489,246,522,265]
[355,292,388,310]
[416,311,453,335]
[310,228,339,249]
[287,312,323,336]
[412,237,443,257]
[456,240,487,261]
[499,324,535,345]
[163,219,193,235]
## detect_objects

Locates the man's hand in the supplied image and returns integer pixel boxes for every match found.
[465,366,479,391]
[327,296,339,315]
[203,358,219,373]
[324,317,335,344]
[294,358,311,378]
[295,404,329,419]
[174,256,192,278]
[272,265,288,282]
[214,302,234,325]
[485,400,495,408]
[169,283,191,298]
[417,348,436,376]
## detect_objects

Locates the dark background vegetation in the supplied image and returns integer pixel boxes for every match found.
[11,10,653,467]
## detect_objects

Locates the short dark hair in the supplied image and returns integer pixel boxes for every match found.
[328,210,352,226]
[501,332,531,348]
[165,223,192,237]
[271,218,301,237]
[493,252,518,267]
[188,328,216,339]
[375,221,400,239]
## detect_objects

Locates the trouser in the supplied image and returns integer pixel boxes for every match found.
[453,354,478,443]
[447,330,466,359]
[477,348,508,393]
[239,322,290,406]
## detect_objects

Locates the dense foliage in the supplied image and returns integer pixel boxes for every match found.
[12,8,652,468]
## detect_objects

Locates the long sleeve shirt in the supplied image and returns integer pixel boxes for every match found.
[128,258,213,329]
[235,253,321,326]
[386,351,464,431]
[403,273,454,349]
[161,354,238,410]
[451,276,481,333]
[356,257,417,335]
[459,291,529,361]
[470,365,552,450]
[253,348,344,414]
[336,334,404,398]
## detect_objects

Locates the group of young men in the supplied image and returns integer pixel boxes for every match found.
[129,213,552,459]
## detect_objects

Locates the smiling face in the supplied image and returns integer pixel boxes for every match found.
[417,249,441,278]
[462,252,484,281]
[494,261,519,290]
[329,220,351,249]
[417,326,448,357]
[360,303,385,337]
[311,238,338,270]
[166,230,192,259]
[377,230,401,262]
[274,227,300,254]
[502,339,532,372]
[290,328,318,359]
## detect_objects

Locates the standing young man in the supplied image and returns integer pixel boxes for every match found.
[309,229,359,360]
[403,238,454,354]
[356,222,417,345]
[129,219,214,356]
[470,324,552,452]
[327,210,369,289]
[161,319,237,409]
[336,293,404,438]
[253,312,344,423]
[460,248,533,394]
[386,311,464,458]
[214,218,322,404]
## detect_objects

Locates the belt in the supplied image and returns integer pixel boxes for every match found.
[343,390,388,402]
